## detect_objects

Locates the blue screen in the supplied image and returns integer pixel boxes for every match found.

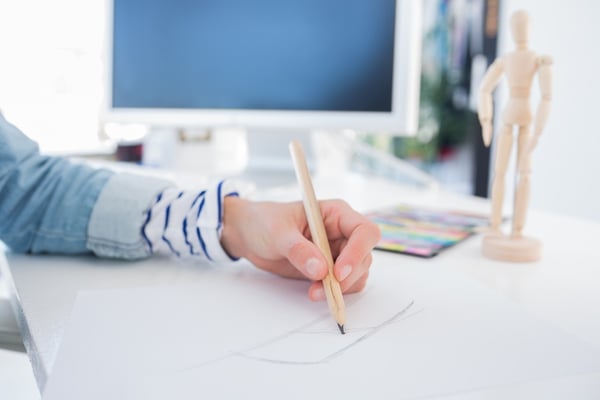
[112,0,396,112]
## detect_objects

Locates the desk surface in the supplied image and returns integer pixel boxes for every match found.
[2,172,600,398]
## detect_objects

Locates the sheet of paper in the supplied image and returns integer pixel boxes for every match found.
[43,264,600,399]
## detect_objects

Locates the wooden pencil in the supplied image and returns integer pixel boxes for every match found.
[288,140,346,334]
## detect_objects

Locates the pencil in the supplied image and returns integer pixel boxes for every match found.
[288,140,346,334]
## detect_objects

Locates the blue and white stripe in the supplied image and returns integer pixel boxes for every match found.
[141,180,239,263]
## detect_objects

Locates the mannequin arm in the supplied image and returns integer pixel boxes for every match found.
[477,58,505,147]
[529,55,553,153]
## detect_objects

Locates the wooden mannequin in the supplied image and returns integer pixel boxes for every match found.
[477,10,553,262]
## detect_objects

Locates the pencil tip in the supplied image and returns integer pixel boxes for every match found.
[338,323,345,335]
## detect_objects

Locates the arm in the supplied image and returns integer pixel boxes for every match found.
[528,55,553,154]
[0,114,115,254]
[0,114,175,258]
[0,114,238,261]
[0,114,379,297]
[125,182,381,300]
[478,58,505,147]
[0,114,241,261]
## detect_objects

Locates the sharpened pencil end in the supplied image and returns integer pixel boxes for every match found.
[338,323,345,335]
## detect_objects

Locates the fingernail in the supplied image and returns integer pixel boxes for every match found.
[339,265,352,281]
[305,258,321,280]
[312,287,325,301]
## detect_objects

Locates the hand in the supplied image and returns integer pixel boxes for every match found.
[220,197,381,301]
[481,120,493,147]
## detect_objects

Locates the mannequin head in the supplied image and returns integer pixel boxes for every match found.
[510,10,530,48]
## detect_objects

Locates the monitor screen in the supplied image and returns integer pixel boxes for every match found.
[105,0,422,134]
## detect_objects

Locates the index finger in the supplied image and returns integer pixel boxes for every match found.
[320,200,381,267]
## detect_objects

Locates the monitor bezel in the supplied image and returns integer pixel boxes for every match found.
[102,0,422,135]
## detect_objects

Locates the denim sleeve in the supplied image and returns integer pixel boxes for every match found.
[0,114,113,254]
[0,114,173,258]
[86,172,172,259]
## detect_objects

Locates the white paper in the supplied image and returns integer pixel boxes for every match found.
[43,264,600,399]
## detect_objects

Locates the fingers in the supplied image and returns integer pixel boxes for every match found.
[248,258,306,280]
[346,270,369,293]
[482,124,492,147]
[337,252,372,292]
[321,200,377,240]
[301,199,379,301]
[320,199,380,277]
[307,251,372,301]
[307,267,370,301]
[308,281,325,301]
[283,233,329,281]
[334,222,379,264]
[281,199,379,283]
[332,220,379,287]
[251,199,378,297]
[484,130,491,146]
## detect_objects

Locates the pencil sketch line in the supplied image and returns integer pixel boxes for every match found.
[319,299,416,363]
[234,300,418,366]
[174,314,330,372]
[240,313,331,353]
[300,308,423,334]
[234,353,324,365]
[176,299,419,371]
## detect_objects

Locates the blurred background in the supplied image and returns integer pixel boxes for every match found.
[0,0,598,222]
[2,1,600,397]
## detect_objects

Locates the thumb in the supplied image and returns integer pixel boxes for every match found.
[284,233,328,281]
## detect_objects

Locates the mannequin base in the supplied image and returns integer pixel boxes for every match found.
[482,233,542,262]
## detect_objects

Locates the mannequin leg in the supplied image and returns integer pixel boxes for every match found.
[489,124,513,231]
[512,125,532,238]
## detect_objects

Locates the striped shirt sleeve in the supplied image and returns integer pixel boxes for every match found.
[141,179,240,263]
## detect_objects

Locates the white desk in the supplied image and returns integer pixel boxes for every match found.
[2,172,600,398]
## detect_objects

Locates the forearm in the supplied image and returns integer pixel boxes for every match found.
[0,114,170,258]
[0,156,113,254]
[534,59,553,138]
[533,98,551,138]
[1,114,243,263]
[477,59,504,117]
[0,116,113,254]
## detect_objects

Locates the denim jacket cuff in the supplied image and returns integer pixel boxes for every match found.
[86,173,173,259]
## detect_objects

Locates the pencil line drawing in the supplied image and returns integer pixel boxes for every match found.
[235,300,420,365]
[177,299,421,372]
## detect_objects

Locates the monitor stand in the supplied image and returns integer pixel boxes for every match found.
[238,129,317,189]
[142,126,437,191]
[237,129,438,190]
[141,126,317,189]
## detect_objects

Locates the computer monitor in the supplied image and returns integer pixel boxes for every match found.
[103,0,422,180]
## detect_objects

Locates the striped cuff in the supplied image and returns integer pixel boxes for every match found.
[142,179,240,263]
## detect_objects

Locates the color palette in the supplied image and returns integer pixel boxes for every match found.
[367,205,489,258]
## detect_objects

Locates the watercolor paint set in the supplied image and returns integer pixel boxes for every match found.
[367,205,489,258]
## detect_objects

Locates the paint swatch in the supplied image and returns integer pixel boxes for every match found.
[367,205,489,258]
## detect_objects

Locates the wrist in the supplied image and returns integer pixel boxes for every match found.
[220,195,247,259]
